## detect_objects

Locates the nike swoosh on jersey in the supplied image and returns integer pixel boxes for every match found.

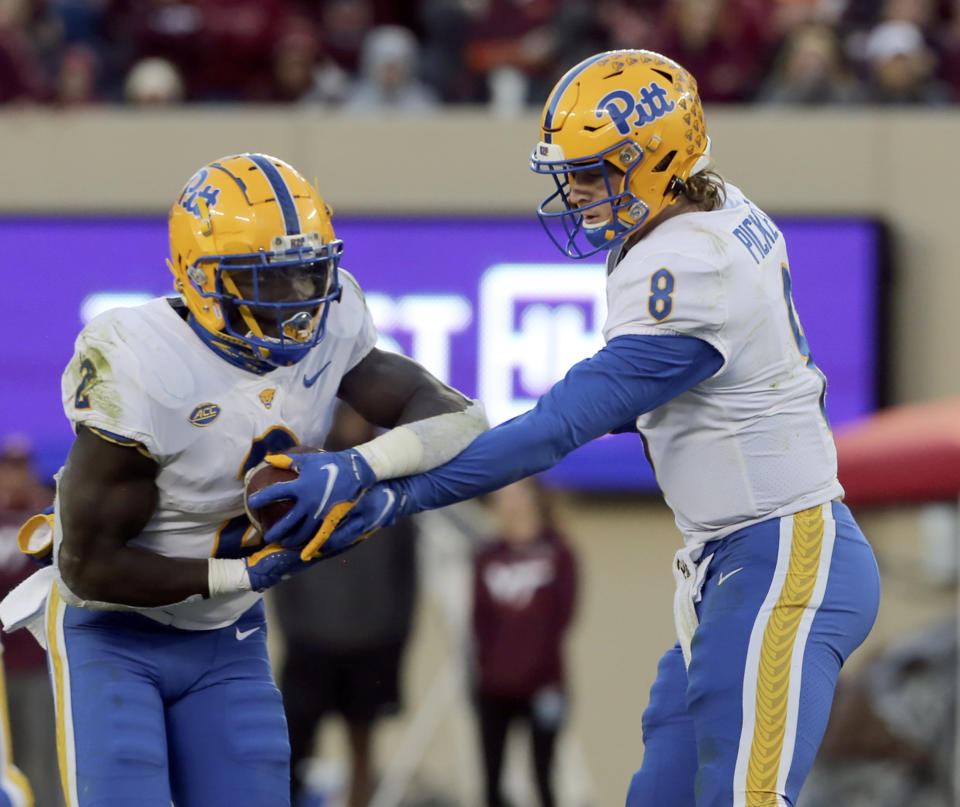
[235,626,260,641]
[303,360,332,388]
[311,464,340,520]
[717,567,744,585]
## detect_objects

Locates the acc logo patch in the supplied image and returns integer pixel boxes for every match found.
[595,82,675,136]
[259,389,276,409]
[188,402,221,427]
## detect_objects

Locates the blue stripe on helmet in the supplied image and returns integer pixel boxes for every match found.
[542,52,609,132]
[247,154,300,235]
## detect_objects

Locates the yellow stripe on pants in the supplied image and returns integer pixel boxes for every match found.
[45,583,73,807]
[745,505,824,804]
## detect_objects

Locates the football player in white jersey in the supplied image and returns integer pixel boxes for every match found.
[253,52,882,807]
[4,153,488,807]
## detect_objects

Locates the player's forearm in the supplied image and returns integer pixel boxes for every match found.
[393,378,472,425]
[393,406,572,514]
[58,542,211,607]
[355,398,489,481]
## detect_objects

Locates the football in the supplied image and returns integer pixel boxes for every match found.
[244,446,324,536]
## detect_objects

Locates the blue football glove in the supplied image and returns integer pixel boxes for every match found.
[243,543,321,592]
[246,448,377,550]
[299,481,407,561]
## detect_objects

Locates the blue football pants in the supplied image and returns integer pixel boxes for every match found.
[627,501,881,807]
[45,591,290,807]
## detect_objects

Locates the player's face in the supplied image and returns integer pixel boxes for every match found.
[227,262,328,303]
[567,163,626,226]
[221,259,333,339]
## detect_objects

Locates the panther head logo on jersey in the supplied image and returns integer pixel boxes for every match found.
[530,49,713,258]
[168,153,344,368]
[258,389,276,409]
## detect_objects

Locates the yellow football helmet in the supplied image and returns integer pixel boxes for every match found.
[530,49,713,258]
[168,153,343,367]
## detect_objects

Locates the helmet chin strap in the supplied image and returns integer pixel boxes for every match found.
[584,218,625,248]
[582,191,651,249]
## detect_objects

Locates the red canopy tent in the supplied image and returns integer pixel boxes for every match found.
[836,398,960,506]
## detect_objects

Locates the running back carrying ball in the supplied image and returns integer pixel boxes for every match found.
[244,446,324,535]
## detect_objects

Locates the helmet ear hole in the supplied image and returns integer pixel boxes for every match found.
[651,150,677,173]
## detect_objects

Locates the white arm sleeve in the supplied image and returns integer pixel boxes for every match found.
[354,399,489,480]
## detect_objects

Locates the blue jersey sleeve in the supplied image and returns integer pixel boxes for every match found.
[397,333,723,514]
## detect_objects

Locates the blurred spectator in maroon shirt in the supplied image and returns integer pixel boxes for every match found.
[108,0,294,100]
[941,9,960,101]
[0,435,61,807]
[261,13,350,105]
[464,0,563,109]
[269,19,322,102]
[596,0,663,52]
[105,0,201,92]
[317,0,374,74]
[862,19,950,103]
[0,0,51,102]
[769,0,843,40]
[54,41,103,104]
[0,435,50,512]
[757,22,865,104]
[418,0,476,102]
[471,476,577,807]
[193,0,291,99]
[652,0,776,102]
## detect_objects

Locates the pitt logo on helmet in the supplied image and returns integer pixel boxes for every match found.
[178,168,221,219]
[595,83,675,135]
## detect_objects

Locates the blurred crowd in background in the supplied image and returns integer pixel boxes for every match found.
[2,0,960,109]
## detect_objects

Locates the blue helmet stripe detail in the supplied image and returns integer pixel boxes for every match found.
[247,154,300,235]
[542,52,609,132]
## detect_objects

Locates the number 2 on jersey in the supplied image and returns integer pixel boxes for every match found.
[74,358,96,410]
[648,268,675,322]
[781,263,829,425]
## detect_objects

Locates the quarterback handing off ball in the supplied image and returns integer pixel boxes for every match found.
[244,446,325,536]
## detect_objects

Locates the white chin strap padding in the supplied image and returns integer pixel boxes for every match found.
[689,136,713,176]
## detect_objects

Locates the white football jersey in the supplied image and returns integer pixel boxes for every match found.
[55,270,378,629]
[604,184,843,547]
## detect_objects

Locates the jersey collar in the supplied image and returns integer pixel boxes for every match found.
[186,314,276,375]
